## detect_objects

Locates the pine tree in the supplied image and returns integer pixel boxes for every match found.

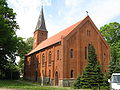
[81,44,103,89]
[73,75,82,89]
[74,44,104,89]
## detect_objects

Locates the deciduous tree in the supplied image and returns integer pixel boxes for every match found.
[18,37,33,76]
[0,0,19,79]
[100,22,120,75]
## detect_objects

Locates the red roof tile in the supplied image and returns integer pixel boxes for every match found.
[26,17,87,56]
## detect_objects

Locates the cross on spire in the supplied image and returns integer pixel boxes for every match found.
[86,11,89,16]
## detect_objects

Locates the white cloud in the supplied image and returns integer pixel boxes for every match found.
[64,0,120,28]
[46,22,60,37]
[88,0,120,27]
[6,0,120,62]
[43,0,52,6]
[7,0,120,39]
[65,0,84,7]
[58,10,62,16]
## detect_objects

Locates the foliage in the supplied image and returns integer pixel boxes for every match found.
[4,62,20,80]
[17,37,33,58]
[100,22,120,45]
[81,44,104,89]
[18,37,33,76]
[100,22,120,75]
[73,75,82,89]
[102,72,110,89]
[74,44,104,89]
[0,0,20,79]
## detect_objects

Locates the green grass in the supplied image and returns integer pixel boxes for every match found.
[0,80,108,90]
[0,80,74,90]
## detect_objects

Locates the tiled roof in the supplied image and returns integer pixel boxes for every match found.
[26,16,87,56]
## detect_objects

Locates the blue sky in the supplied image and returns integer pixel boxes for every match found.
[7,0,120,39]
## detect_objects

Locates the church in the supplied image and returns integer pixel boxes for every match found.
[24,7,110,86]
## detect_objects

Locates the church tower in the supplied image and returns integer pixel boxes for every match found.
[33,6,48,49]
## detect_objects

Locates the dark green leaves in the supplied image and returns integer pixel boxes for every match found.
[0,0,19,79]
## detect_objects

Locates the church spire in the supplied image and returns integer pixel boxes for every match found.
[33,6,48,49]
[35,6,47,31]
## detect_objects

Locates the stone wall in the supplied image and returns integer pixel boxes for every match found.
[38,77,54,86]
[59,79,75,87]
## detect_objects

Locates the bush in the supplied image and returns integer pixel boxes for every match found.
[0,62,20,80]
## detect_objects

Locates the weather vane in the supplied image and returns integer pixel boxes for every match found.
[86,11,89,16]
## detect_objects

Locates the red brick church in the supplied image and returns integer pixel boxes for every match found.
[24,7,110,86]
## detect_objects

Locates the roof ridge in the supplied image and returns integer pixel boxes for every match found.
[26,16,88,56]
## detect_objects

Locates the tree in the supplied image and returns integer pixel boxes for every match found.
[0,0,20,79]
[73,75,82,89]
[74,44,104,89]
[100,22,120,75]
[82,44,103,89]
[18,37,33,76]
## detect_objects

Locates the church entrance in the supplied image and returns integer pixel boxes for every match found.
[55,71,59,86]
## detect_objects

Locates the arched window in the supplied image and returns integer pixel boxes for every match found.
[42,70,44,76]
[87,30,90,36]
[36,56,38,68]
[42,54,45,66]
[49,51,52,65]
[85,47,87,59]
[70,70,74,78]
[49,70,51,78]
[70,49,73,58]
[57,50,59,60]
[89,31,91,36]
[103,53,106,61]
[55,71,59,85]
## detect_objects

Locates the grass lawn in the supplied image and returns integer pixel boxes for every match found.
[0,80,75,90]
[0,80,108,90]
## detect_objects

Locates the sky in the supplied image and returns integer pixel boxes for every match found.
[7,0,120,39]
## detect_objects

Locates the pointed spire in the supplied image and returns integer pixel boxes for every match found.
[35,6,47,31]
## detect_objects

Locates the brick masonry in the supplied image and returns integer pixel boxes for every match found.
[24,16,110,86]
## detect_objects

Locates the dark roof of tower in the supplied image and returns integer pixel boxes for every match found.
[35,6,47,31]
